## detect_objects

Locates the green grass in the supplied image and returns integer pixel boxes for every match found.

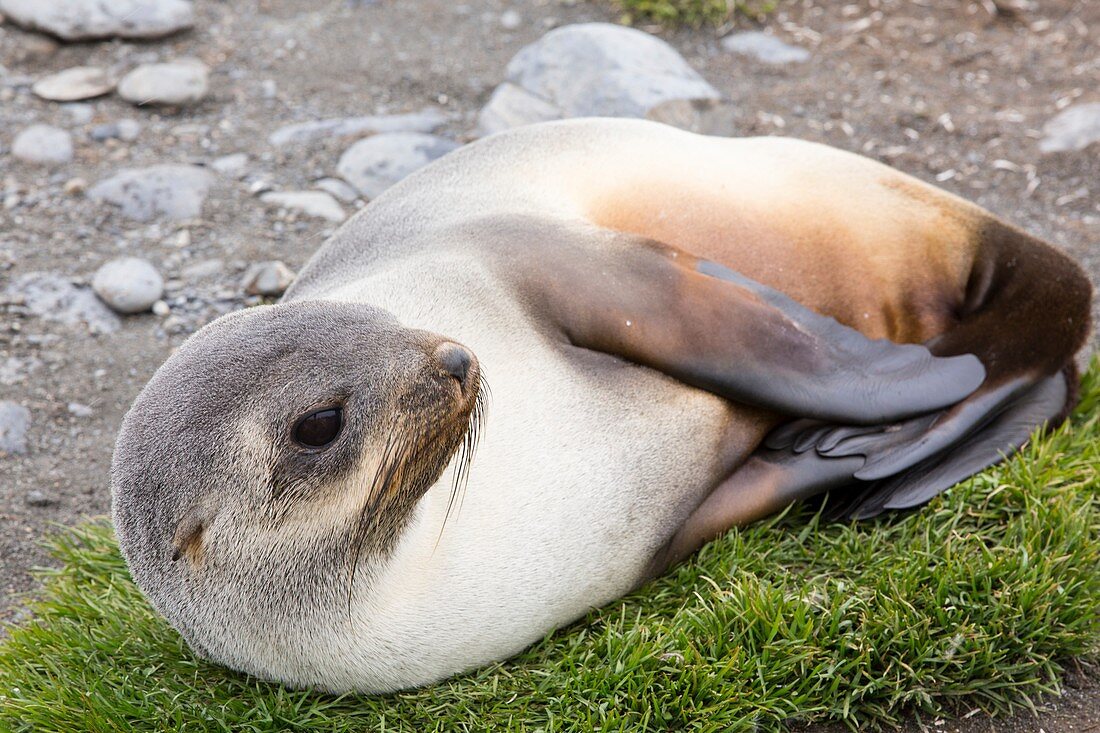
[616,0,777,28]
[2,362,1098,732]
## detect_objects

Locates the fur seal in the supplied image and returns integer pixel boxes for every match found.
[111,118,1092,693]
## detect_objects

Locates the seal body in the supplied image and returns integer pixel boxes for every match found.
[112,119,1091,693]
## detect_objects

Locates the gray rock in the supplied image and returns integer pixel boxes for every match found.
[336,133,459,199]
[92,257,164,314]
[478,23,722,136]
[312,177,359,202]
[31,66,112,101]
[500,9,522,30]
[67,402,94,417]
[0,356,41,386]
[211,152,248,177]
[1039,103,1100,154]
[88,164,214,221]
[25,490,58,507]
[118,60,209,107]
[90,118,142,142]
[645,98,738,136]
[179,258,225,281]
[0,0,194,41]
[5,272,120,334]
[720,31,810,64]
[268,108,448,147]
[260,190,346,222]
[0,401,30,454]
[477,83,561,136]
[241,261,296,297]
[12,124,73,165]
[90,123,118,141]
[62,102,94,124]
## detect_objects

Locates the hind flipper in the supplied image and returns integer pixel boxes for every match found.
[825,373,1068,520]
[646,373,1070,580]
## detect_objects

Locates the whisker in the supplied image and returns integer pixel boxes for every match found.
[346,428,407,615]
[435,372,489,549]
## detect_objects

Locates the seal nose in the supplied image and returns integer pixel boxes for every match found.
[434,342,472,385]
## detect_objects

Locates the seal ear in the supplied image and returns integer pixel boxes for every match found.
[172,503,215,564]
[519,233,984,425]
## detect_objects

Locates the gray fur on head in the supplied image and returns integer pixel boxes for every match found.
[111,300,473,676]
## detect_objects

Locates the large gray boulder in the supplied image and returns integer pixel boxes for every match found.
[0,0,194,41]
[478,23,722,136]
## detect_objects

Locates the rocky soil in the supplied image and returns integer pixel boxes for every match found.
[0,0,1096,729]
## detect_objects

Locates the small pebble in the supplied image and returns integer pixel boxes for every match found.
[62,103,95,124]
[260,190,346,222]
[180,258,225,281]
[721,31,810,64]
[241,261,296,296]
[90,118,142,142]
[313,177,360,202]
[211,152,249,177]
[63,177,88,195]
[118,60,210,107]
[151,300,171,316]
[0,400,30,454]
[12,124,73,166]
[501,9,522,29]
[31,66,113,102]
[67,402,94,417]
[25,490,58,507]
[92,257,164,314]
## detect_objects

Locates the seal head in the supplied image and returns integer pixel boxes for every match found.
[111,300,482,684]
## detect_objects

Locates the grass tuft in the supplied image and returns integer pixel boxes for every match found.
[616,0,777,28]
[2,360,1098,732]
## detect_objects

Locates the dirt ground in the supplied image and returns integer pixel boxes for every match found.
[0,0,1096,730]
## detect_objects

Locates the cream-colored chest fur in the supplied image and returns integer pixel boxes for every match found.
[316,253,756,691]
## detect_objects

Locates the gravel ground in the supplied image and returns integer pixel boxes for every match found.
[0,0,1096,729]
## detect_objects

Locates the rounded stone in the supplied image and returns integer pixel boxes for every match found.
[336,132,460,199]
[31,66,113,102]
[241,261,296,297]
[12,124,73,166]
[92,257,164,314]
[0,400,30,454]
[0,0,194,41]
[118,60,209,107]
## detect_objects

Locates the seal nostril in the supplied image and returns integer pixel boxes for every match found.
[434,342,472,384]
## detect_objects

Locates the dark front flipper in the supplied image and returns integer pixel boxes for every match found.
[517,229,984,425]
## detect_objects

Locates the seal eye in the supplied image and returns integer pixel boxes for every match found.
[293,407,343,448]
